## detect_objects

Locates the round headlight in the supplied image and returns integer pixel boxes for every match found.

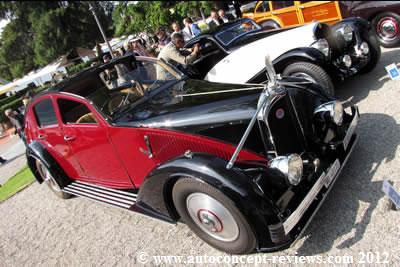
[360,42,369,55]
[332,101,344,126]
[269,154,303,186]
[342,54,352,68]
[288,154,303,186]
[342,25,353,42]
[311,38,330,57]
[314,101,344,126]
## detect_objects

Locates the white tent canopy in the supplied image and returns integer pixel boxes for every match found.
[0,57,67,95]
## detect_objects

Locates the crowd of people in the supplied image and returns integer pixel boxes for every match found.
[100,8,236,71]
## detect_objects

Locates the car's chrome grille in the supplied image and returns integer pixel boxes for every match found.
[63,181,137,209]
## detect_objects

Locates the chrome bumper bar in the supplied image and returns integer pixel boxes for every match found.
[269,107,359,238]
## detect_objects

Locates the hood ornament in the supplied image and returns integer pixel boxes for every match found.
[226,56,281,169]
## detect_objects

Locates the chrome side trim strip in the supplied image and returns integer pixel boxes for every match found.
[75,181,137,197]
[63,188,132,209]
[66,184,136,204]
[67,183,136,201]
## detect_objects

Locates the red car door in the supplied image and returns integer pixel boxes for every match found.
[54,95,134,188]
[30,96,83,179]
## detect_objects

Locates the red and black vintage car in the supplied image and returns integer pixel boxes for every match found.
[24,55,358,254]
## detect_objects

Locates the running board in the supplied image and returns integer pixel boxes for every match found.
[63,181,137,209]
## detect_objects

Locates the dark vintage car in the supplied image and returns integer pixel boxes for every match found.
[340,1,400,48]
[184,18,380,95]
[24,55,359,254]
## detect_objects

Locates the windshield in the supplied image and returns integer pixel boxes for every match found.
[215,20,260,46]
[84,57,183,118]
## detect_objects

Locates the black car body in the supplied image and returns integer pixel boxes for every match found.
[25,55,359,254]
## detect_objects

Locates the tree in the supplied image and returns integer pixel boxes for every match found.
[0,1,113,80]
[112,1,216,36]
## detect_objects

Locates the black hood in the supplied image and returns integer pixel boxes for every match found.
[115,79,262,132]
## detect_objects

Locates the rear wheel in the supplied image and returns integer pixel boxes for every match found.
[35,159,71,199]
[282,62,335,96]
[372,12,400,48]
[172,178,256,254]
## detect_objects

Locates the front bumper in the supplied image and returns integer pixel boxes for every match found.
[262,107,359,251]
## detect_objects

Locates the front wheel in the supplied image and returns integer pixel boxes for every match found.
[282,62,335,96]
[35,159,71,199]
[172,178,256,254]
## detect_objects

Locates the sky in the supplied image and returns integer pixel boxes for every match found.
[0,19,10,37]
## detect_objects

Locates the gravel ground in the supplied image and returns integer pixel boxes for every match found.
[1,47,400,266]
[0,137,26,185]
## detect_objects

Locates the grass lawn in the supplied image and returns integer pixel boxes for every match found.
[0,166,35,202]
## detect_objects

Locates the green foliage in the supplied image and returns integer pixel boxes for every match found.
[0,1,113,80]
[112,1,216,36]
[0,94,19,107]
[66,60,95,75]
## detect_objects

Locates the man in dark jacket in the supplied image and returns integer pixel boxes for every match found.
[4,109,24,140]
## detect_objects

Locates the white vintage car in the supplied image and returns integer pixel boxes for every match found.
[184,18,380,95]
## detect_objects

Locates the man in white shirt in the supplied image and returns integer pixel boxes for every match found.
[182,17,202,41]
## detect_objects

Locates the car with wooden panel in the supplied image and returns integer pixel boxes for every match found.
[242,1,400,47]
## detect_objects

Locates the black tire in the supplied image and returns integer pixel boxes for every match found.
[282,62,335,96]
[35,159,72,199]
[360,31,381,74]
[371,12,400,48]
[172,178,256,254]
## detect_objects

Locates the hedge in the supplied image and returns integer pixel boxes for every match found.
[67,59,98,76]
[0,94,20,107]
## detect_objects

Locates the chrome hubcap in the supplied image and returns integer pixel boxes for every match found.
[35,160,61,192]
[291,72,317,84]
[186,193,239,242]
[377,17,399,41]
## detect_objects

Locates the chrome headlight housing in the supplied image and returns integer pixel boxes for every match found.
[338,25,353,42]
[269,154,303,186]
[314,100,344,126]
[311,38,330,57]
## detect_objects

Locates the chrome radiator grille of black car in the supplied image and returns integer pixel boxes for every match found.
[264,94,306,156]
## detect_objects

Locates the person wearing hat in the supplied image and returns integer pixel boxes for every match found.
[158,32,200,75]
[124,38,148,57]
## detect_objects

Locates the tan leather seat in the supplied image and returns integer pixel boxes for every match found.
[76,113,97,124]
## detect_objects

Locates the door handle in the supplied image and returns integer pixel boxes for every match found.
[64,135,75,141]
[38,134,47,140]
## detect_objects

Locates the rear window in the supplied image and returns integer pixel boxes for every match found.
[271,1,294,10]
[33,98,58,127]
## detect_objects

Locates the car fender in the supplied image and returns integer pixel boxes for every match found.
[332,17,371,40]
[137,153,282,248]
[26,141,70,187]
[248,47,335,83]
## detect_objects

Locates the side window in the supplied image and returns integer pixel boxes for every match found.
[33,99,58,128]
[256,1,270,13]
[271,1,294,10]
[57,99,97,124]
